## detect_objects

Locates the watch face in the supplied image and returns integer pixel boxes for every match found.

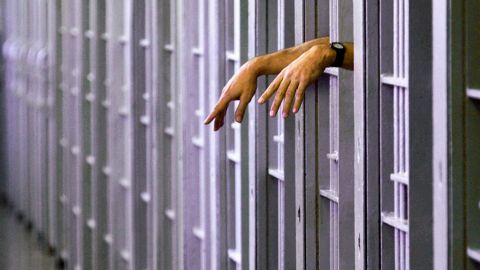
[333,43,344,49]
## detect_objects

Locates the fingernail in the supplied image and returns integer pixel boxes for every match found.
[270,110,275,117]
[236,116,242,122]
[293,108,298,113]
[258,98,264,103]
[282,112,287,118]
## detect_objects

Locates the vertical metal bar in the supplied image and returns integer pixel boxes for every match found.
[447,0,465,267]
[78,0,92,268]
[60,0,73,263]
[176,0,186,268]
[302,0,326,268]
[432,1,449,270]
[293,0,305,268]
[353,0,366,267]
[239,0,251,269]
[281,1,297,269]
[363,0,381,268]
[182,0,206,267]
[105,0,134,269]
[90,0,110,269]
[46,0,59,254]
[206,1,226,269]
[251,0,268,268]
[131,0,149,269]
[408,0,432,268]
[156,0,177,268]
[144,1,156,269]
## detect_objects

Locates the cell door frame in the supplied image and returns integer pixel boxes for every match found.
[362,0,434,269]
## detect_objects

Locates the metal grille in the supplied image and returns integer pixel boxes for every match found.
[248,0,296,269]
[380,0,410,268]
[319,1,341,268]
[265,0,286,267]
[1,1,470,270]
[300,0,355,269]
[224,1,243,268]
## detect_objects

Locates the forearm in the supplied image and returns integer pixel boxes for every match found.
[247,37,330,75]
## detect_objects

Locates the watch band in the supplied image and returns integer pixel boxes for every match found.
[330,42,346,68]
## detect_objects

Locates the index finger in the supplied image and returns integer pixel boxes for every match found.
[258,74,283,104]
[204,95,231,125]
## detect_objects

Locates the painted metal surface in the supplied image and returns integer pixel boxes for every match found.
[379,0,412,269]
[464,0,480,268]
[1,0,477,270]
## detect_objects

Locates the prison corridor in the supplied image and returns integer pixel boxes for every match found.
[1,0,480,269]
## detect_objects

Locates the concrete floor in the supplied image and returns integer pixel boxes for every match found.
[0,205,56,270]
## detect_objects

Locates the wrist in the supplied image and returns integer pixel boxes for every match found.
[311,44,337,68]
[244,57,263,76]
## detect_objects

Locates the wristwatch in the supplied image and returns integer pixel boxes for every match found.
[330,42,346,67]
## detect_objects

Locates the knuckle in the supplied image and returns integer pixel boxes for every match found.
[286,92,294,100]
[221,85,230,94]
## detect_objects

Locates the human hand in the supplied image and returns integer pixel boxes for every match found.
[204,61,258,131]
[257,44,336,118]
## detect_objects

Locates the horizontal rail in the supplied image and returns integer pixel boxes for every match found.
[466,88,480,100]
[319,189,339,203]
[381,212,409,232]
[380,74,408,88]
[467,247,480,263]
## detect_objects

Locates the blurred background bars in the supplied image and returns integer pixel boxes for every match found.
[0,0,479,270]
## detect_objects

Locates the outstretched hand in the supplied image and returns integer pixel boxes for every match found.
[203,62,258,131]
[258,44,335,118]
[204,38,346,131]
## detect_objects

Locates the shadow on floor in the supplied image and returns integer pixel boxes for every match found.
[0,204,56,270]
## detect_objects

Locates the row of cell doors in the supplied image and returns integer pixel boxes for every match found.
[1,0,479,269]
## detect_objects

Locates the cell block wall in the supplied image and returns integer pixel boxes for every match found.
[1,0,476,270]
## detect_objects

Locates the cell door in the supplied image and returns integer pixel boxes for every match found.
[86,0,110,269]
[131,0,156,269]
[59,0,76,263]
[46,0,62,255]
[377,0,434,268]
[219,0,249,269]
[105,0,134,269]
[378,0,411,268]
[182,0,213,268]
[297,0,355,269]
[247,0,297,269]
[156,0,182,269]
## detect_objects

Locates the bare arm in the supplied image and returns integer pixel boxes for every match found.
[259,42,353,118]
[250,37,330,75]
[204,37,353,131]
